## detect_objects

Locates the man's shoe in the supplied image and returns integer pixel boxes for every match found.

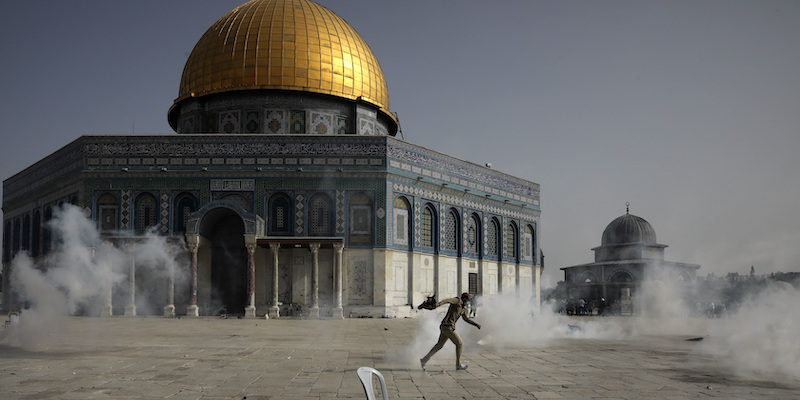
[420,359,426,371]
[456,364,468,370]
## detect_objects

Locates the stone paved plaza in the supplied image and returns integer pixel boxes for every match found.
[0,315,797,399]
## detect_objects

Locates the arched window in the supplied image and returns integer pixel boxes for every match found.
[578,271,598,283]
[268,193,292,235]
[444,209,459,252]
[43,206,53,253]
[22,214,30,252]
[173,193,198,234]
[12,218,21,256]
[467,214,480,255]
[393,196,411,247]
[98,193,119,233]
[309,193,333,236]
[505,222,518,260]
[420,204,435,248]
[523,225,534,261]
[487,218,499,257]
[32,211,41,257]
[609,270,634,282]
[3,221,11,262]
[348,192,372,244]
[135,193,158,234]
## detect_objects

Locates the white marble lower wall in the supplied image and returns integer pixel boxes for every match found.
[199,246,541,318]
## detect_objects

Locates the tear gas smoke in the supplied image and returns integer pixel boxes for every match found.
[1,204,189,350]
[697,281,800,380]
[404,276,800,381]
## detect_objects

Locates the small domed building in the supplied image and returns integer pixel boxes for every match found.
[2,0,541,318]
[560,205,699,314]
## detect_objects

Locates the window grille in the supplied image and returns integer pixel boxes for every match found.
[420,206,433,247]
[445,211,457,251]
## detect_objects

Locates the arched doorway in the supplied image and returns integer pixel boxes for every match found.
[201,208,247,315]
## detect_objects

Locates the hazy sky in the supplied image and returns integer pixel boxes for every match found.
[2,1,799,287]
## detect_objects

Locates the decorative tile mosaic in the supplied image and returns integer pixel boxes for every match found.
[391,182,537,222]
[351,258,369,299]
[160,193,170,233]
[219,110,241,134]
[387,142,540,203]
[335,190,345,234]
[336,116,347,134]
[210,179,255,191]
[295,192,305,234]
[413,199,421,247]
[265,109,287,134]
[290,110,305,134]
[245,110,260,133]
[310,112,332,134]
[121,190,131,230]
[213,192,253,213]
[359,120,375,136]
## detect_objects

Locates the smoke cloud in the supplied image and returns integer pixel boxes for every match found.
[404,278,800,381]
[1,204,189,349]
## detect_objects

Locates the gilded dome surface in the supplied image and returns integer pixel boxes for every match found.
[601,213,657,246]
[174,0,392,119]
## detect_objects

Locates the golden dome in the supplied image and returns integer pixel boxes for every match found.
[173,0,393,121]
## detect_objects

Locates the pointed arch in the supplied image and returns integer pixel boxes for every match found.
[12,217,21,256]
[393,196,411,247]
[348,192,372,245]
[173,192,198,234]
[268,192,293,236]
[523,224,535,262]
[134,192,158,234]
[308,192,334,236]
[578,271,598,283]
[467,213,481,256]
[487,217,500,258]
[22,213,31,253]
[43,206,53,253]
[97,193,119,233]
[32,210,41,257]
[3,220,11,262]
[505,221,518,261]
[444,208,460,253]
[609,270,635,282]
[419,203,436,250]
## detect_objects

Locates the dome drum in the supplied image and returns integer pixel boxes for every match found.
[170,90,394,135]
[593,242,667,263]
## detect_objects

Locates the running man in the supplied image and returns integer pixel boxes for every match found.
[420,292,481,371]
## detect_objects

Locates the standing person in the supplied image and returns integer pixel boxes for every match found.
[469,294,479,318]
[420,292,481,371]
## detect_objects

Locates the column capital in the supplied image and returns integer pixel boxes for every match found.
[333,242,344,251]
[246,243,257,254]
[309,243,321,253]
[269,243,281,252]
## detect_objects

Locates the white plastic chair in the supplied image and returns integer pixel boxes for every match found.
[357,366,388,400]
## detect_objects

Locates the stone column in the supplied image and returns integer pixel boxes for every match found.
[163,242,176,318]
[268,243,281,319]
[98,247,113,317]
[124,245,136,316]
[332,243,344,319]
[244,238,257,318]
[186,234,200,317]
[308,243,320,318]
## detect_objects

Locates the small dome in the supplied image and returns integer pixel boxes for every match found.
[601,212,657,246]
[170,0,395,128]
